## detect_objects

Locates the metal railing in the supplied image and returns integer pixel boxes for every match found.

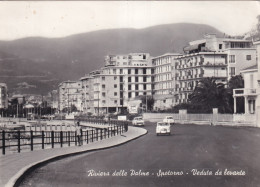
[0,119,129,155]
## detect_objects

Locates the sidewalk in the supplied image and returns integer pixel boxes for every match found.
[0,126,147,187]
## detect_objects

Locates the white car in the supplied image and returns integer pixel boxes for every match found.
[156,122,171,136]
[163,116,175,125]
[132,117,144,126]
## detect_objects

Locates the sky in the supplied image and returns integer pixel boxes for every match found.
[0,1,259,41]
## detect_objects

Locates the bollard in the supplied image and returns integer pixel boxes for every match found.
[60,131,63,147]
[42,131,44,149]
[75,132,77,146]
[2,130,5,155]
[51,131,54,148]
[86,130,89,144]
[68,131,70,146]
[18,130,21,153]
[30,130,33,151]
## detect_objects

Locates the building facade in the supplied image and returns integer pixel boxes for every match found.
[175,52,228,104]
[0,83,8,109]
[183,34,256,79]
[80,53,154,115]
[173,34,256,104]
[152,53,181,110]
[58,81,82,112]
[233,65,258,115]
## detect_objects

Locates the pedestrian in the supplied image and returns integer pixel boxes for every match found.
[76,121,82,146]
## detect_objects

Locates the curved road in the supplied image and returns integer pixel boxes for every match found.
[19,122,260,187]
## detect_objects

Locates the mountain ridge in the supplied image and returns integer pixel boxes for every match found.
[0,23,224,95]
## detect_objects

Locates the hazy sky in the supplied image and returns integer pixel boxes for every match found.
[0,1,259,41]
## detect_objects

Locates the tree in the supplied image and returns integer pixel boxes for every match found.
[141,95,154,111]
[188,77,232,113]
[62,104,78,113]
[245,15,260,41]
[228,74,244,90]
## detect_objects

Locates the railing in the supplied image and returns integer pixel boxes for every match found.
[0,118,129,155]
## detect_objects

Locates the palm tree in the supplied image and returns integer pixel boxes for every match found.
[189,77,232,113]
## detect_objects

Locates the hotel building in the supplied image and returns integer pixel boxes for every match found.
[0,83,8,109]
[152,53,181,110]
[174,34,256,104]
[58,80,82,112]
[80,53,154,115]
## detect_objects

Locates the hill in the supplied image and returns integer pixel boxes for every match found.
[0,23,223,95]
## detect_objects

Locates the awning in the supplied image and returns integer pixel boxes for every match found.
[183,44,200,52]
[24,104,34,109]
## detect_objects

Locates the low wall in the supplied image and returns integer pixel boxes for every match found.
[143,113,257,127]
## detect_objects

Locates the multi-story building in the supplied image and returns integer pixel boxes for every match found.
[174,34,256,104]
[80,53,154,115]
[58,81,82,112]
[0,83,8,109]
[80,75,94,114]
[152,53,181,110]
[175,52,228,104]
[183,34,256,79]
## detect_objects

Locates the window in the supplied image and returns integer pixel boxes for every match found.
[128,69,131,74]
[135,85,138,90]
[128,77,131,82]
[102,100,105,104]
[102,85,105,88]
[102,77,105,81]
[114,92,117,96]
[114,100,117,104]
[102,92,106,97]
[120,69,123,74]
[230,67,236,76]
[143,68,146,74]
[229,55,235,63]
[135,69,138,74]
[143,76,147,82]
[136,92,139,96]
[113,69,116,74]
[135,76,138,82]
[114,84,117,88]
[246,55,251,60]
[143,84,147,90]
[128,92,132,98]
[114,76,117,80]
[128,85,131,90]
[219,44,222,50]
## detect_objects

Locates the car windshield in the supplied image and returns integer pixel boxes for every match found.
[157,123,169,126]
[135,117,142,120]
[166,117,173,119]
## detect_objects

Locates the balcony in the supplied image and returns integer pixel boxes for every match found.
[233,88,257,97]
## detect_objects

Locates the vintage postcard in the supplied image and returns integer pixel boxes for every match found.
[0,1,259,187]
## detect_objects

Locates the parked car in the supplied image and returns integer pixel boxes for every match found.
[156,122,171,136]
[163,116,175,125]
[132,117,144,126]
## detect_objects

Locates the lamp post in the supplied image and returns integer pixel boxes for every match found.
[145,94,148,112]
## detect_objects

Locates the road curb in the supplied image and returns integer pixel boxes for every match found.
[6,128,147,187]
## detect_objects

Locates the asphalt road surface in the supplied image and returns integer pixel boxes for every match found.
[19,122,260,187]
